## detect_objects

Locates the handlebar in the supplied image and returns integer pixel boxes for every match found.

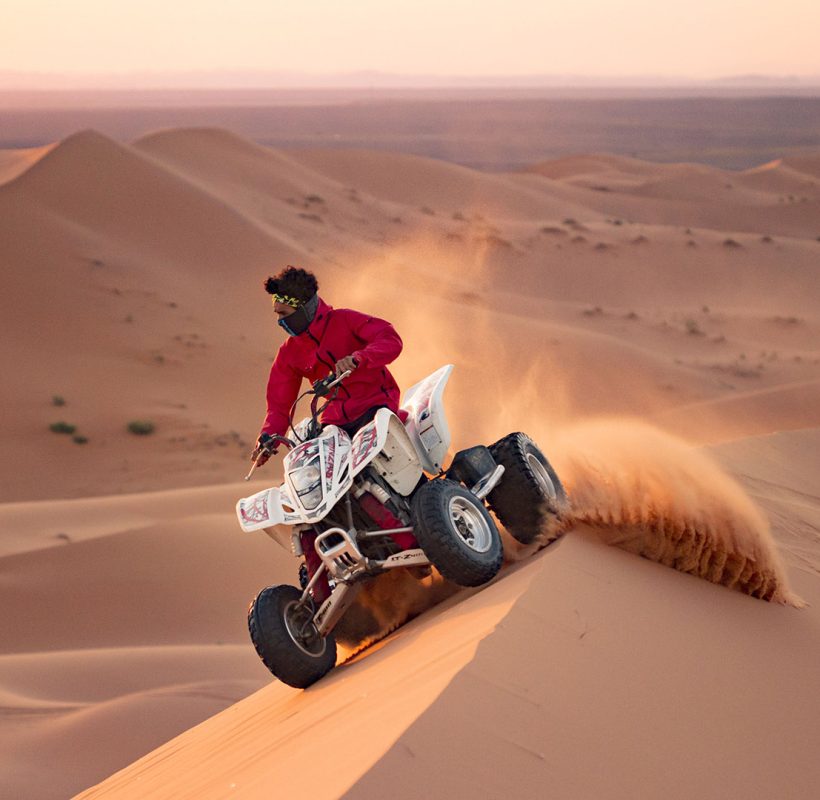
[243,367,354,480]
[312,369,352,398]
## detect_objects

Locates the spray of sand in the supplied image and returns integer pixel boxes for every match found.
[550,419,804,607]
[334,418,803,658]
[317,236,803,655]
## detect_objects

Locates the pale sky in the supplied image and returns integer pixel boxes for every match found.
[2,0,818,84]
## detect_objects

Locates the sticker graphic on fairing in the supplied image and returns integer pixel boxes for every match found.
[323,438,336,479]
[239,492,269,525]
[288,440,320,470]
[352,422,379,470]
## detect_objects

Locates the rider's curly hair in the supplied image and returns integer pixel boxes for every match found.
[264,266,319,303]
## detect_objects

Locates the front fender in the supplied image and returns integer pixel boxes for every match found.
[236,486,287,532]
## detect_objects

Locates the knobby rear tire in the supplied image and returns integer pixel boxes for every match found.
[487,432,568,545]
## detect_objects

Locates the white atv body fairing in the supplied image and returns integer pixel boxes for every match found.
[236,365,454,543]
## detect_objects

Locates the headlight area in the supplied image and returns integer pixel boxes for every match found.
[288,460,323,510]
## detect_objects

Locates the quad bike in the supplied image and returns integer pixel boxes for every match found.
[236,365,567,688]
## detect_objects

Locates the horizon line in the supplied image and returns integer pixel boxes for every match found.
[2,68,820,92]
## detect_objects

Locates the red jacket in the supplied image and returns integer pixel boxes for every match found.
[261,297,403,437]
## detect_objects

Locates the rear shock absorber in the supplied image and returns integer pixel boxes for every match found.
[354,481,418,550]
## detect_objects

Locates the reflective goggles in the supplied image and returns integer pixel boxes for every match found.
[271,293,304,308]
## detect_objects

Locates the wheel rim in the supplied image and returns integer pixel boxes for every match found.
[283,599,327,658]
[527,453,557,501]
[448,497,493,553]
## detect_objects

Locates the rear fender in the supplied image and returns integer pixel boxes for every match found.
[371,413,424,496]
[401,364,454,474]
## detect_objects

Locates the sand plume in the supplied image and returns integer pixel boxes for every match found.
[334,569,459,656]
[551,419,803,606]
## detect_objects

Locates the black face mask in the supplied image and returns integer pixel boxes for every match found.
[278,293,319,337]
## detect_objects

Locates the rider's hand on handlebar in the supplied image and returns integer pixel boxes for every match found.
[250,433,277,466]
[335,355,359,376]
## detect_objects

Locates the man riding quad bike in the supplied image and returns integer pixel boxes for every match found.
[237,268,568,688]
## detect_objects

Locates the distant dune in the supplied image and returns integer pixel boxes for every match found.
[0,126,818,799]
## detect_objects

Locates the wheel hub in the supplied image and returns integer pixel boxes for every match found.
[527,453,556,500]
[283,600,327,657]
[448,496,492,553]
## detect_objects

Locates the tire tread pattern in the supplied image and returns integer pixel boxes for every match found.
[248,584,336,689]
[411,479,503,587]
[487,432,568,545]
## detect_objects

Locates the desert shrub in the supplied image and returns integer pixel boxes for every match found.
[485,234,512,248]
[73,435,89,444]
[52,395,66,407]
[50,421,76,434]
[127,420,155,436]
[685,319,704,336]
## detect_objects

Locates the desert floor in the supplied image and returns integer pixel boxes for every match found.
[0,121,818,799]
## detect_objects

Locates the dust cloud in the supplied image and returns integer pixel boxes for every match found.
[322,238,803,655]
[335,569,458,657]
[551,419,804,606]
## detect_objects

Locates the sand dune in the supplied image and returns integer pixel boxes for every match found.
[75,517,820,800]
[0,143,55,184]
[0,126,818,799]
[291,147,595,220]
[0,484,297,797]
[525,151,820,236]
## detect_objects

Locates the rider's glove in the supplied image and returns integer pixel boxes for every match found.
[250,433,277,466]
[334,355,359,376]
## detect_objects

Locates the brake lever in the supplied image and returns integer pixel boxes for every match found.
[243,435,294,481]
[244,452,268,482]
